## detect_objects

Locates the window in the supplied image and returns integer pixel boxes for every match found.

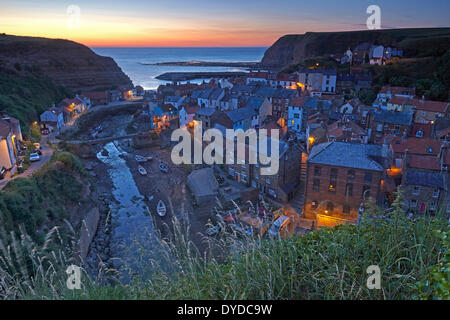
[311,201,318,209]
[314,166,321,176]
[347,170,355,180]
[433,189,440,198]
[294,114,300,119]
[241,174,247,183]
[413,186,420,195]
[330,168,338,179]
[313,179,320,192]
[266,178,271,185]
[362,186,371,199]
[411,199,417,208]
[416,130,424,138]
[364,172,373,183]
[345,183,353,197]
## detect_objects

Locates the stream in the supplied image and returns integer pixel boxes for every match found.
[96,141,168,281]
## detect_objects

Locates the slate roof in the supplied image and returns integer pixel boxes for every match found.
[308,141,385,171]
[373,110,413,126]
[0,119,11,139]
[253,87,297,99]
[245,97,265,111]
[226,107,257,123]
[196,107,216,117]
[404,169,446,190]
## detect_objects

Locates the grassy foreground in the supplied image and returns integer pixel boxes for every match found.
[1,196,448,300]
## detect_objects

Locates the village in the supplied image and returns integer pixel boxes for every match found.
[1,41,449,254]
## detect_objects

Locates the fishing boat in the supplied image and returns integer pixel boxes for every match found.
[135,155,147,163]
[159,162,169,173]
[138,165,147,175]
[156,200,166,217]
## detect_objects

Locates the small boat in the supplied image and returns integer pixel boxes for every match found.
[135,155,147,163]
[159,162,169,173]
[206,225,220,237]
[147,155,153,161]
[156,200,166,217]
[138,165,147,175]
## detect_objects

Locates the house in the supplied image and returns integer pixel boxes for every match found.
[297,69,337,95]
[187,168,219,205]
[82,91,109,106]
[225,107,258,131]
[287,97,305,134]
[352,42,371,65]
[369,45,385,65]
[194,108,217,131]
[369,110,414,144]
[409,99,449,124]
[165,96,185,109]
[178,103,200,129]
[0,119,17,172]
[40,108,65,132]
[231,84,256,97]
[433,118,450,142]
[1,113,22,142]
[226,138,303,202]
[336,74,355,95]
[252,87,298,119]
[246,71,269,85]
[402,169,447,215]
[327,118,369,144]
[245,97,272,125]
[304,142,389,227]
[118,85,135,100]
[378,86,416,103]
[275,73,299,89]
[108,90,122,102]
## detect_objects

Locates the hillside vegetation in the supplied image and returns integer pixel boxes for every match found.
[0,66,72,135]
[262,28,450,67]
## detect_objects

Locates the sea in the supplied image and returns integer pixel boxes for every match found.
[91,47,267,90]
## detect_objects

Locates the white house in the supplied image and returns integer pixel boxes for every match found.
[297,69,337,95]
[288,105,303,133]
[179,104,200,129]
[0,119,17,171]
[40,108,65,131]
[370,45,385,65]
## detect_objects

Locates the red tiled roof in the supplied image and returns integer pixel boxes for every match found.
[185,104,200,114]
[437,127,450,138]
[409,99,449,113]
[389,137,443,156]
[408,155,440,171]
[389,96,409,106]
[290,97,307,107]
[409,123,432,138]
[380,86,415,96]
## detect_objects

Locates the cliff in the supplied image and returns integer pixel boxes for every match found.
[0,34,133,92]
[261,28,450,67]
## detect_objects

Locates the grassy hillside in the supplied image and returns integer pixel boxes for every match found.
[0,190,447,300]
[0,66,72,135]
[262,28,450,67]
[0,152,85,243]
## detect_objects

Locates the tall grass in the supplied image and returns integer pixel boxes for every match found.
[0,194,448,300]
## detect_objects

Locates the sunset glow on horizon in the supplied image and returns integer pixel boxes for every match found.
[1,0,450,47]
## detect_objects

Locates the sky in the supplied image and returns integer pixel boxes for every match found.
[1,0,449,47]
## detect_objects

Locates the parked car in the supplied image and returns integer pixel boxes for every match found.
[29,153,40,162]
[33,148,42,155]
[33,143,41,150]
[0,167,6,180]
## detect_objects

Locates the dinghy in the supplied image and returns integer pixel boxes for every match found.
[138,165,147,175]
[159,162,169,173]
[156,200,166,217]
[135,155,147,163]
[147,155,153,161]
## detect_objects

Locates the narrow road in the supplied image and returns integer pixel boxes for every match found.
[0,135,54,190]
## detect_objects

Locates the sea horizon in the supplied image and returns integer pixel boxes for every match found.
[91,47,268,90]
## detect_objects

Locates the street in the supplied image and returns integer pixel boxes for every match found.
[0,135,54,190]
